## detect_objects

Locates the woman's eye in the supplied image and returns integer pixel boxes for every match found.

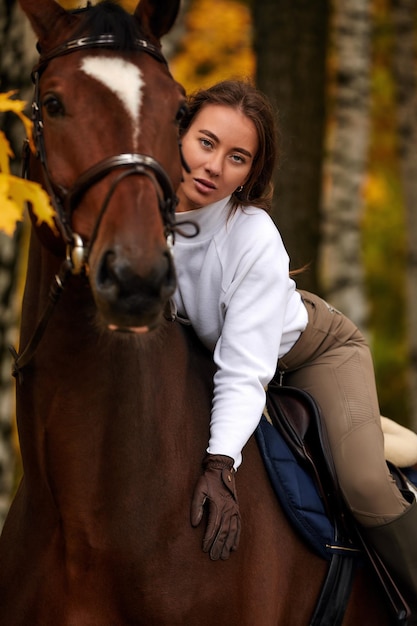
[231,154,244,164]
[43,95,65,117]
[200,138,212,149]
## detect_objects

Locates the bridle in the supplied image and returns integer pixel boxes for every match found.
[29,33,185,274]
[11,32,195,380]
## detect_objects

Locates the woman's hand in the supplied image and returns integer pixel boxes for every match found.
[191,454,241,560]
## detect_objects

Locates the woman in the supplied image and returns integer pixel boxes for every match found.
[173,80,417,619]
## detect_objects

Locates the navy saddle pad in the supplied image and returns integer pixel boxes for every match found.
[256,415,417,561]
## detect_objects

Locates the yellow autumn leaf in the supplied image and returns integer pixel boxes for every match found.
[0,173,57,236]
[0,91,35,153]
[9,176,56,231]
[119,0,136,12]
[171,0,254,93]
[363,173,389,207]
[58,0,136,10]
[0,131,13,175]
[0,90,56,236]
[0,90,26,114]
[0,176,23,236]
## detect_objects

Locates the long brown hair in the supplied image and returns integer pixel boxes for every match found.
[180,80,278,212]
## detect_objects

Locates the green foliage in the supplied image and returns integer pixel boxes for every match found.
[363,168,410,423]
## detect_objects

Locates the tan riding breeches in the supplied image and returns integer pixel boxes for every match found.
[277,291,409,528]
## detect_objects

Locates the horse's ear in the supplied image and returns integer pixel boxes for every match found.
[19,0,77,46]
[134,0,180,41]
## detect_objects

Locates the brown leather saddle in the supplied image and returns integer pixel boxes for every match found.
[266,382,411,626]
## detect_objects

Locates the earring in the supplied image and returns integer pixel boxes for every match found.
[235,185,244,193]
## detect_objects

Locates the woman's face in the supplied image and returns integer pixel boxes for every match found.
[177,104,258,212]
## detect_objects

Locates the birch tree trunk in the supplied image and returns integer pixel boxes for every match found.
[0,0,36,528]
[319,0,371,329]
[251,0,329,293]
[391,0,417,430]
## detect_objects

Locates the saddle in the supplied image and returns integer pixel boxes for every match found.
[259,382,412,626]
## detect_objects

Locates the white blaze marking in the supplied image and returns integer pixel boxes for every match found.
[81,56,144,147]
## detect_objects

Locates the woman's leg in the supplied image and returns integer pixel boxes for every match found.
[278,292,408,524]
[277,292,417,620]
[284,331,408,526]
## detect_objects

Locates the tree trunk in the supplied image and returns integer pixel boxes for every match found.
[319,0,372,328]
[391,0,417,430]
[0,0,36,529]
[251,0,329,293]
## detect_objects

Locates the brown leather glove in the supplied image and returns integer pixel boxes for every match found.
[191,453,241,561]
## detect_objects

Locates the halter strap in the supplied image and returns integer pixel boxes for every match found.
[29,30,178,251]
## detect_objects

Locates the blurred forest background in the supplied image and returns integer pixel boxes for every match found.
[1,0,417,528]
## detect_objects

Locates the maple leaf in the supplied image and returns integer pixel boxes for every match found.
[0,91,57,236]
[0,91,35,152]
[0,131,13,175]
[0,173,57,236]
[0,176,23,236]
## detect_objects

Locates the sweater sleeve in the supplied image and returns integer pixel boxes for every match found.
[207,213,290,468]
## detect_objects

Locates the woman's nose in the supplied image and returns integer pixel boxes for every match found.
[205,154,222,176]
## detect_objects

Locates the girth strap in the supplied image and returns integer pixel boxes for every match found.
[309,553,356,626]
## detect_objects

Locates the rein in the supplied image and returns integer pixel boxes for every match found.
[11,31,196,381]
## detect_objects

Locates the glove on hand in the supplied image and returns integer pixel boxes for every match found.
[191,453,241,561]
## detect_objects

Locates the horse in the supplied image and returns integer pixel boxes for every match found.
[0,1,391,624]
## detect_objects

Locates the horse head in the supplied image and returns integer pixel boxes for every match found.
[19,0,184,332]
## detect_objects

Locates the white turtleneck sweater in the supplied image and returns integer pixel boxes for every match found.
[173,196,308,468]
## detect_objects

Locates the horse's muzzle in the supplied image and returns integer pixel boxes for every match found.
[92,246,176,331]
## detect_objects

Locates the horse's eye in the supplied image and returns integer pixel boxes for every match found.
[43,95,65,117]
[175,103,188,124]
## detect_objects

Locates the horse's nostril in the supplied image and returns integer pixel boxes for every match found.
[98,251,118,291]
[96,249,176,307]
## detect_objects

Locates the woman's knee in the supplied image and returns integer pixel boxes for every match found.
[339,466,387,511]
[338,460,407,524]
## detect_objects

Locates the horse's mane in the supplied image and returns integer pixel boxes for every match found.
[71,1,143,49]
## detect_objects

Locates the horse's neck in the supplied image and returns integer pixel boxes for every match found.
[17,237,213,519]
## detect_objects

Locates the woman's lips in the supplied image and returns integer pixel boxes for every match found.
[194,178,216,194]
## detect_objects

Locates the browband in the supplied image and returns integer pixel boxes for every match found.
[33,33,167,80]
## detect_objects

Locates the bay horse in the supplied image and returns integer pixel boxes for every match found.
[0,1,390,623]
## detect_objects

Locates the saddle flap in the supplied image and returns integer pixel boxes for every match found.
[266,384,344,518]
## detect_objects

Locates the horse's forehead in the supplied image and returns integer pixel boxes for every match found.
[80,56,145,145]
